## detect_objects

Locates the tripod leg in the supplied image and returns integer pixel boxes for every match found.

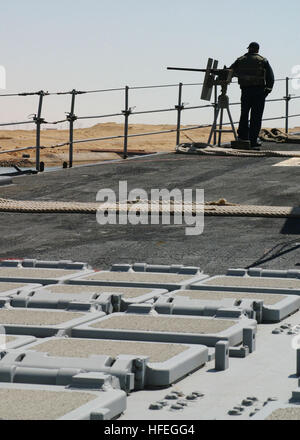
[208,107,220,146]
[218,107,224,146]
[227,107,237,141]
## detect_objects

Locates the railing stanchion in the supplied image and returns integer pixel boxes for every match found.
[67,90,77,168]
[34,91,45,172]
[284,77,291,134]
[175,82,183,146]
[122,86,131,159]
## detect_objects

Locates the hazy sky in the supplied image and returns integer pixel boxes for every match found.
[0,0,299,128]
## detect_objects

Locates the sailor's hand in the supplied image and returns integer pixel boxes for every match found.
[264,88,272,97]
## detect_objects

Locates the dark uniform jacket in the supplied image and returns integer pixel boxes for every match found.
[230,53,274,92]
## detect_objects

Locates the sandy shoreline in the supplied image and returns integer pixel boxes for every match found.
[0,122,299,168]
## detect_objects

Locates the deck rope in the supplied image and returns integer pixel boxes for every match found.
[0,198,299,218]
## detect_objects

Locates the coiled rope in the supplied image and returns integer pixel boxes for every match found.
[176,144,300,158]
[259,128,300,144]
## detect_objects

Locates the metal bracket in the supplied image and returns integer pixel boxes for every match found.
[122,108,134,117]
[33,115,45,125]
[66,113,77,122]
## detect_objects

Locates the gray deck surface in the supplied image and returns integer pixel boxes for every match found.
[202,276,300,289]
[175,289,287,305]
[90,314,236,333]
[42,285,158,299]
[80,271,191,283]
[0,309,83,325]
[119,311,300,420]
[265,408,300,420]
[0,282,28,292]
[0,142,299,276]
[28,338,188,362]
[42,284,101,294]
[0,388,95,420]
[2,336,15,343]
[0,268,79,279]
[1,142,300,420]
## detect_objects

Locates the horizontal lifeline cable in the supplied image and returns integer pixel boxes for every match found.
[76,112,124,120]
[0,145,39,155]
[0,112,299,156]
[0,91,50,98]
[0,125,212,155]
[44,119,69,125]
[0,95,280,128]
[0,120,35,127]
[36,114,300,150]
[1,116,299,155]
[132,104,213,116]
[0,76,290,98]
[76,104,214,121]
[64,96,294,124]
[55,87,125,96]
[48,124,213,148]
[75,96,290,122]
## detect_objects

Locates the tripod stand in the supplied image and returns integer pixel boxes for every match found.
[207,84,237,147]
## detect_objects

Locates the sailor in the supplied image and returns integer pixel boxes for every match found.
[230,42,274,150]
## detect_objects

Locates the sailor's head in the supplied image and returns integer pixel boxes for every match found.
[248,42,260,53]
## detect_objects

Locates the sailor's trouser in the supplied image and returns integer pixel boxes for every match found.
[238,86,266,146]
